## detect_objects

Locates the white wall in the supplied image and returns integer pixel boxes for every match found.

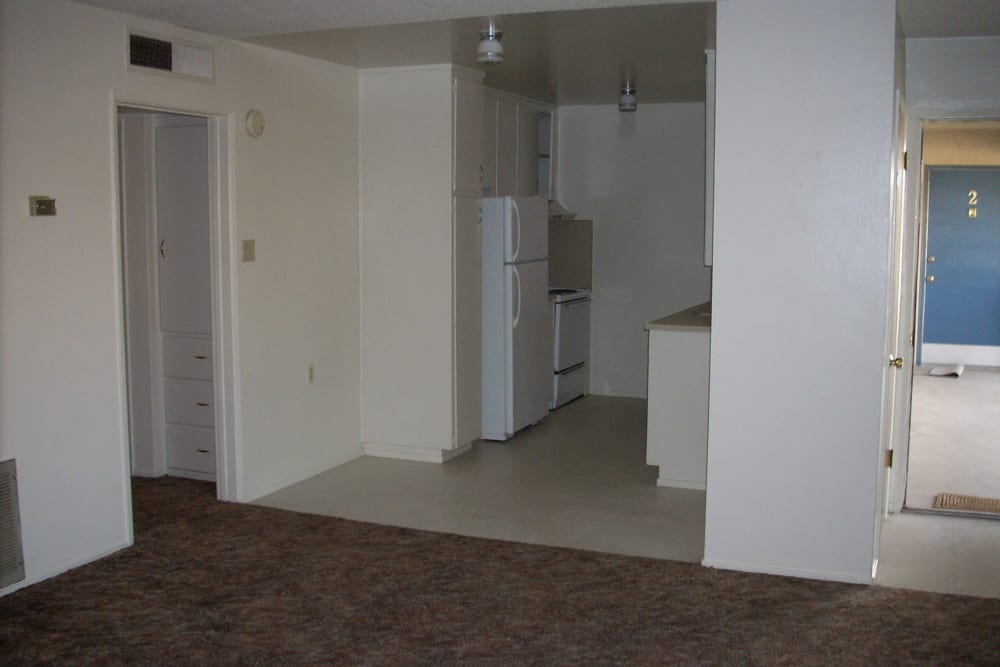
[556,103,711,398]
[0,0,360,592]
[703,0,897,584]
[905,37,1000,112]
[359,66,455,451]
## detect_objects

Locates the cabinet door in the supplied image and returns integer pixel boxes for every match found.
[496,97,517,197]
[453,196,482,448]
[453,75,484,197]
[515,104,539,197]
[482,94,499,197]
[155,124,211,334]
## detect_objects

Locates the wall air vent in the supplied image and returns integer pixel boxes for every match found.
[0,459,25,589]
[127,32,214,82]
[130,34,172,71]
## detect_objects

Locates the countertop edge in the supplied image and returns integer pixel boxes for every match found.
[646,301,712,332]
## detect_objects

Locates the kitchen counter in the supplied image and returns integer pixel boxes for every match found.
[645,301,711,490]
[646,301,711,332]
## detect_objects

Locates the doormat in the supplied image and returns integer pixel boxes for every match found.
[932,493,1000,515]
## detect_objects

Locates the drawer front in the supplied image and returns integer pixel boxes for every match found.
[164,379,215,427]
[166,424,216,473]
[551,363,587,409]
[163,335,213,380]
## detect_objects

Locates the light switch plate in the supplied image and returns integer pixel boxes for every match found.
[29,196,56,216]
[242,239,255,262]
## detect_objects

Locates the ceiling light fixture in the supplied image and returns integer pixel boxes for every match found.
[477,19,504,64]
[619,82,637,112]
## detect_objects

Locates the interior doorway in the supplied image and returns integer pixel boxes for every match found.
[116,104,235,500]
[899,120,1000,516]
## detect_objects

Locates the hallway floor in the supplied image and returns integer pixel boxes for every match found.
[256,393,998,598]
[905,368,1000,509]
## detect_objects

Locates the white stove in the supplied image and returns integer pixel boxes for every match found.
[549,288,590,409]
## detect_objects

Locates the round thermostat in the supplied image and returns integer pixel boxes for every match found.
[245,109,265,138]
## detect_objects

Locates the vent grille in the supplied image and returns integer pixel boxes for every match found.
[0,459,25,589]
[128,32,214,81]
[129,34,172,71]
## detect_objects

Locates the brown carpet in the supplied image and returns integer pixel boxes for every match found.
[1,477,998,665]
[933,492,1000,515]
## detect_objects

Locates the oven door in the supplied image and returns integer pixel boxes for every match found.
[553,297,590,372]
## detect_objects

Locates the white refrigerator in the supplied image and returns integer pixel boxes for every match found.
[482,195,552,441]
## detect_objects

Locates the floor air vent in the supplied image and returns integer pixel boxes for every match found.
[0,459,26,589]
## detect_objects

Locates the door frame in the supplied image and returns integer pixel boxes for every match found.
[112,97,239,503]
[885,107,1000,514]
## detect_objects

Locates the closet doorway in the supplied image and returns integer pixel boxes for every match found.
[117,106,225,490]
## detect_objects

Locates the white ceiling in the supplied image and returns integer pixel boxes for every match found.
[73,0,1000,105]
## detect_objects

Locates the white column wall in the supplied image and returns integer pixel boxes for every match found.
[704,0,897,583]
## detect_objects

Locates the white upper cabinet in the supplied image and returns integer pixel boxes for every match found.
[482,94,499,197]
[496,96,518,196]
[515,103,540,197]
[453,71,484,196]
[482,89,555,199]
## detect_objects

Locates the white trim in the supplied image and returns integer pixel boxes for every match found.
[657,478,706,491]
[112,96,239,505]
[363,442,473,463]
[166,468,216,482]
[922,343,1000,367]
[593,390,646,399]
[701,558,874,585]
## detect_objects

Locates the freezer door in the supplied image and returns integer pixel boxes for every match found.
[507,260,552,432]
[504,195,548,264]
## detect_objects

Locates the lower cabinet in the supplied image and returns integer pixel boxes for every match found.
[163,333,216,480]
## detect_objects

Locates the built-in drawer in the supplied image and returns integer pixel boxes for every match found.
[164,379,215,427]
[163,334,213,380]
[550,362,587,410]
[166,424,216,473]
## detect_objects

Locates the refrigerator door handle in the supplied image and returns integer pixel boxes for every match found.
[512,265,522,329]
[510,197,521,262]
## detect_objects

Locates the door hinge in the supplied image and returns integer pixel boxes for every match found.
[886,449,894,468]
[909,333,914,347]
[902,151,908,170]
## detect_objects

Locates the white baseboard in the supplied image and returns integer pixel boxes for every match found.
[591,390,647,399]
[657,477,706,491]
[363,441,472,463]
[701,557,873,585]
[922,343,1000,367]
[166,468,216,482]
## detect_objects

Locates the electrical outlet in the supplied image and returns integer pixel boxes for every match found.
[242,239,256,262]
[307,363,314,384]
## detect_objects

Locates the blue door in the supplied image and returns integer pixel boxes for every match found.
[922,167,1000,361]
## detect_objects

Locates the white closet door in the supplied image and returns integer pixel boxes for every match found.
[156,124,211,334]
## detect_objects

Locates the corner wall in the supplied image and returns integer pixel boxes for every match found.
[0,0,360,592]
[704,0,897,583]
[556,103,711,398]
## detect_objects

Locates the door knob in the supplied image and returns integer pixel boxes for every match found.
[889,356,904,368]
[926,275,935,283]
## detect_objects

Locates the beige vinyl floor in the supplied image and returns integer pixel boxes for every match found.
[256,394,999,599]
[875,367,1000,598]
[903,368,1000,509]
